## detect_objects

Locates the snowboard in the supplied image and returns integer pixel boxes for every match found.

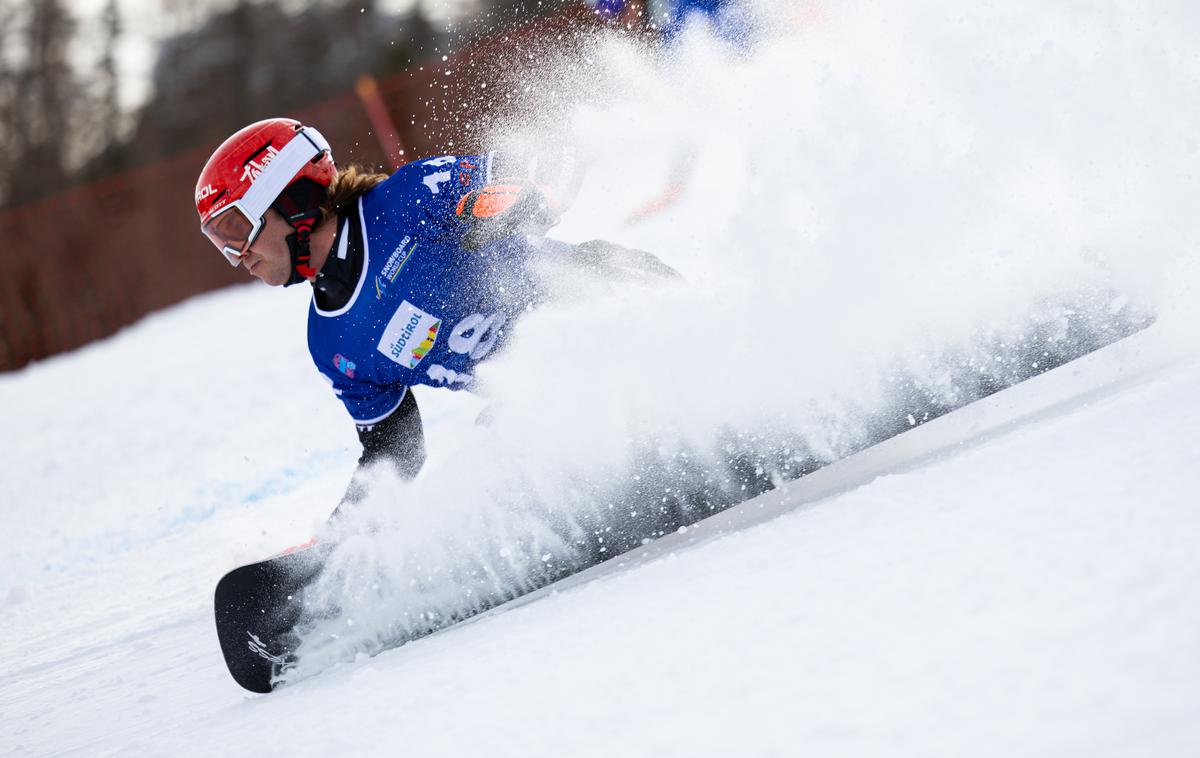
[213,310,1152,694]
[213,541,331,693]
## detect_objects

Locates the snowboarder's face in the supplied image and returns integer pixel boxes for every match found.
[236,209,294,287]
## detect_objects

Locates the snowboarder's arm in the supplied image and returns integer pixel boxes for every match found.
[355,388,425,476]
[335,388,426,513]
[489,143,584,212]
[454,144,585,250]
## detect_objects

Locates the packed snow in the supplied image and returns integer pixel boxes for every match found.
[3,1,1199,755]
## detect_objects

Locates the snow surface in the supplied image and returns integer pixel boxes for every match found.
[4,2,1200,755]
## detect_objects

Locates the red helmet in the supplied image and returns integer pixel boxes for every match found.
[196,118,336,266]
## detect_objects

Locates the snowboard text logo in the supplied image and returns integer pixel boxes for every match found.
[246,632,288,667]
[240,145,280,184]
[376,237,417,299]
[378,301,440,369]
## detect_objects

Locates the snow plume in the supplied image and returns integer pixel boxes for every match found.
[286,1,1197,678]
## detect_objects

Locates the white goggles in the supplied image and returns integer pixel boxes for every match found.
[201,126,331,266]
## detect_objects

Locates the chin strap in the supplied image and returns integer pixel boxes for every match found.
[284,220,319,286]
[275,179,327,287]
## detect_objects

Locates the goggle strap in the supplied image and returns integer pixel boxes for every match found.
[240,127,330,220]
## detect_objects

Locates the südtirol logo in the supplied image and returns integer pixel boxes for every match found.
[377,301,441,370]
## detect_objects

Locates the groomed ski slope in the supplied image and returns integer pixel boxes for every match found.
[5,2,1200,755]
[2,290,1199,757]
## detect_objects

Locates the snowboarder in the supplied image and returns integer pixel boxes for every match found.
[195,118,671,514]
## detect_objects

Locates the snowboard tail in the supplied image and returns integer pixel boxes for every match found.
[213,544,330,693]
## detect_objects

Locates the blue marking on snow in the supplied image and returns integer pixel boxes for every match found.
[25,448,352,579]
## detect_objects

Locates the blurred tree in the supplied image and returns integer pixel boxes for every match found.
[448,0,573,47]
[380,10,441,71]
[74,1,140,186]
[0,0,15,203]
[5,0,78,205]
[160,0,205,35]
[98,0,123,149]
[129,0,443,164]
[0,0,578,208]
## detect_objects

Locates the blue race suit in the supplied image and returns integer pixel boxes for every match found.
[307,154,561,426]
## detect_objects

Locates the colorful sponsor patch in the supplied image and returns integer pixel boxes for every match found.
[333,353,356,379]
[378,301,441,370]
